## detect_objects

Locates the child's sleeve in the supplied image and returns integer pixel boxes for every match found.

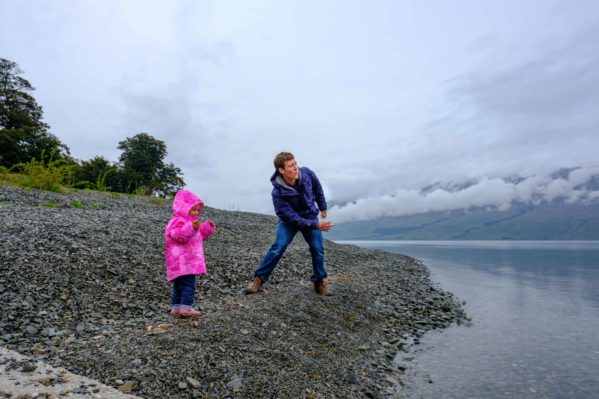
[199,220,216,240]
[168,218,196,243]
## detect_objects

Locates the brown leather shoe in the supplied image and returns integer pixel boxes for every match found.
[314,280,332,296]
[244,277,263,295]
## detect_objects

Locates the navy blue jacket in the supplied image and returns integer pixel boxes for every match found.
[270,167,327,230]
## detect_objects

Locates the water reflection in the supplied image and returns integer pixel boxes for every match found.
[338,241,599,398]
[340,240,599,307]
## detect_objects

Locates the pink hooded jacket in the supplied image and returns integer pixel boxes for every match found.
[165,190,216,282]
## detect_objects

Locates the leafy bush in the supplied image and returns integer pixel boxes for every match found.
[149,197,165,206]
[0,154,177,208]
[71,180,96,190]
[133,186,150,196]
[72,168,116,191]
[96,168,115,192]
[0,165,18,184]
[9,155,74,192]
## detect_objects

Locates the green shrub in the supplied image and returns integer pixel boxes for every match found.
[72,180,96,190]
[71,200,83,209]
[96,168,115,192]
[149,197,164,206]
[9,155,74,192]
[132,186,150,197]
[0,166,17,185]
[90,203,100,210]
[44,201,57,208]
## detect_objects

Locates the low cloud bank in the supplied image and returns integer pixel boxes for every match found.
[329,166,599,223]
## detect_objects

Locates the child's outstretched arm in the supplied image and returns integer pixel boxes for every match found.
[199,220,216,240]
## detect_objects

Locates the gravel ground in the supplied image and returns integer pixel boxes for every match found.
[0,186,467,398]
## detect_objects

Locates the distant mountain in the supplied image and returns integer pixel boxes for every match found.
[328,165,599,241]
[327,201,599,240]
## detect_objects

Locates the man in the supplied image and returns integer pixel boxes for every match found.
[245,152,334,296]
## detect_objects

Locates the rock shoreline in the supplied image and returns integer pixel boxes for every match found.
[0,186,467,398]
[0,346,143,398]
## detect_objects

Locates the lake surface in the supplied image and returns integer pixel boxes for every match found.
[337,240,599,399]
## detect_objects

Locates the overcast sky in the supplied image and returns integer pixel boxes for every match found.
[2,0,598,222]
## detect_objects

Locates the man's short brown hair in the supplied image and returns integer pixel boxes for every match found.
[273,152,295,170]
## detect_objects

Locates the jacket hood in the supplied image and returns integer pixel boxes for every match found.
[172,190,204,218]
[271,168,302,190]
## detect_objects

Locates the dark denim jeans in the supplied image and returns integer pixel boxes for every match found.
[171,274,196,307]
[254,221,327,284]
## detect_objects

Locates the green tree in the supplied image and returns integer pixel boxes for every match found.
[72,156,116,190]
[157,163,185,197]
[0,58,69,167]
[116,132,185,196]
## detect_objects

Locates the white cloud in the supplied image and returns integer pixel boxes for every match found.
[330,167,599,223]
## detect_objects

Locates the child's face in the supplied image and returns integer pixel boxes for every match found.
[188,204,203,217]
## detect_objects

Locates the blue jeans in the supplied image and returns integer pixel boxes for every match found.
[171,275,196,308]
[254,221,327,284]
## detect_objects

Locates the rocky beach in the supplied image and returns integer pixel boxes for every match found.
[0,186,467,398]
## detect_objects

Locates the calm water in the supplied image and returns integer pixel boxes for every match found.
[338,240,599,399]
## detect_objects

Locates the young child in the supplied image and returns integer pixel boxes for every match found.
[165,189,216,319]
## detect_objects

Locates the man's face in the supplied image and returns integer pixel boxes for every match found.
[279,158,299,182]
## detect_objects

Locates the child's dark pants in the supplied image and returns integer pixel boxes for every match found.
[171,275,196,307]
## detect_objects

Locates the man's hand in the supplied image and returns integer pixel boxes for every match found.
[318,221,333,232]
[320,210,327,218]
[193,220,200,230]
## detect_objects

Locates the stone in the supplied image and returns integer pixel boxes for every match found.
[186,376,202,389]
[227,377,243,390]
[119,380,136,393]
[21,363,38,372]
[347,371,359,385]
[31,348,47,355]
[25,326,38,335]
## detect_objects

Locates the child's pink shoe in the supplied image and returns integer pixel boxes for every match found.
[170,307,180,316]
[178,307,201,319]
